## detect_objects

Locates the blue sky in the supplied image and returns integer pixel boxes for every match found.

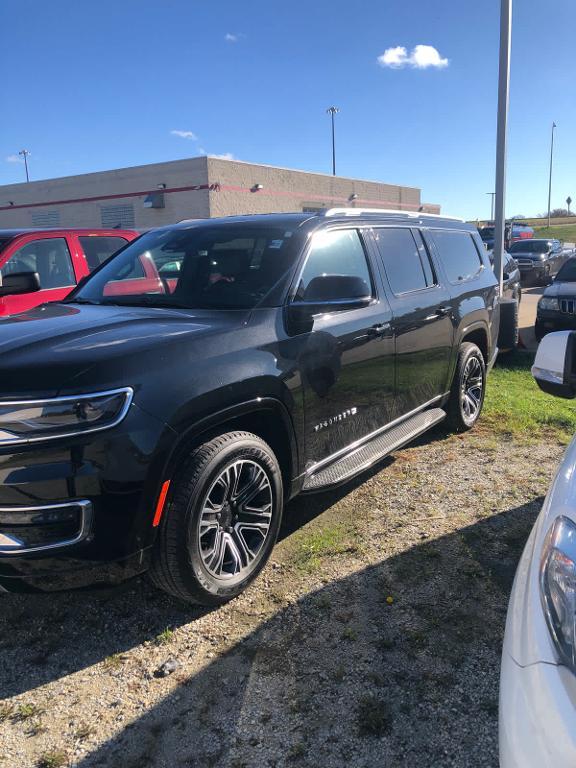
[1,0,574,220]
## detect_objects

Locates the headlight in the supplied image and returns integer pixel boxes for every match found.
[540,516,576,672]
[0,388,133,445]
[539,297,559,311]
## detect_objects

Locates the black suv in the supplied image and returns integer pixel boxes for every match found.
[0,210,498,604]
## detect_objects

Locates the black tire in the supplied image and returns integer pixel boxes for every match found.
[498,297,519,352]
[149,431,283,606]
[534,320,545,343]
[446,343,486,432]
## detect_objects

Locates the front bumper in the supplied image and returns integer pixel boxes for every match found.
[536,309,576,334]
[499,652,576,767]
[0,401,172,593]
[518,262,548,282]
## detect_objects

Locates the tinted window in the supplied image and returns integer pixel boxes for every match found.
[2,238,75,289]
[374,228,430,294]
[432,230,483,283]
[509,241,549,254]
[555,259,576,282]
[74,225,300,309]
[79,236,128,271]
[296,229,372,301]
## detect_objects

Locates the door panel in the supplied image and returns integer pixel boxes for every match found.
[0,235,77,316]
[291,228,395,469]
[371,227,454,417]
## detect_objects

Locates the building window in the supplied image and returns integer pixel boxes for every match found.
[31,210,61,227]
[100,204,135,229]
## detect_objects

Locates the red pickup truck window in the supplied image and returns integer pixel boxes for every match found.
[2,238,75,289]
[79,236,128,271]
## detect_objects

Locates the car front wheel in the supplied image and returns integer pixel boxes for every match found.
[150,431,283,605]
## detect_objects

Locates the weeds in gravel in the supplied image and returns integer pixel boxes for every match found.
[483,351,576,442]
[74,722,96,741]
[36,751,68,768]
[356,695,394,736]
[155,627,174,645]
[13,702,45,722]
[103,653,125,670]
[290,523,360,572]
[0,702,13,722]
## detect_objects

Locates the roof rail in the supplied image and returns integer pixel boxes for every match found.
[322,207,464,222]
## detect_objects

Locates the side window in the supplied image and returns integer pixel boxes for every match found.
[374,228,430,295]
[296,229,372,301]
[79,236,128,272]
[2,238,75,289]
[431,230,483,284]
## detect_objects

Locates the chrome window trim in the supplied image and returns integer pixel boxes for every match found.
[0,387,133,446]
[0,500,93,555]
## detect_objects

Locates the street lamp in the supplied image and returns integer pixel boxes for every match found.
[326,106,339,176]
[18,149,30,182]
[547,122,556,228]
[486,192,496,220]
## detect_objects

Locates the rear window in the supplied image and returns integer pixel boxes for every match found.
[431,230,483,283]
[79,236,128,271]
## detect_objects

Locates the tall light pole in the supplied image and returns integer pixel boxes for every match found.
[547,122,557,228]
[18,149,30,182]
[493,0,512,297]
[326,106,339,176]
[486,192,496,220]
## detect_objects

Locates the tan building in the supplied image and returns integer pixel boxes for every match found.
[0,156,440,230]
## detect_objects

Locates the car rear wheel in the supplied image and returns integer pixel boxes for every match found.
[149,431,283,605]
[446,342,486,432]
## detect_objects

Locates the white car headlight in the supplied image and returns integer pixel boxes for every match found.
[539,297,560,311]
[540,516,576,672]
[0,388,133,445]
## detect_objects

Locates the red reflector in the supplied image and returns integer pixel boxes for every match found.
[152,480,171,527]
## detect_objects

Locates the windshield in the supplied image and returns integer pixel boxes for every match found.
[70,224,302,310]
[509,240,549,254]
[555,259,576,282]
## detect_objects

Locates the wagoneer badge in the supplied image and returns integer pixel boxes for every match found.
[314,407,358,432]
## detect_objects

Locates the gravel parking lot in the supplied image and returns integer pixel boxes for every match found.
[0,416,564,768]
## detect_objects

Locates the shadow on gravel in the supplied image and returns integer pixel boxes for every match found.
[3,494,542,768]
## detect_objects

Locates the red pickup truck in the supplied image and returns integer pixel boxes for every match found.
[0,228,139,315]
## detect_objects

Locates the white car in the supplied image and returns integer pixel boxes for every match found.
[500,331,576,766]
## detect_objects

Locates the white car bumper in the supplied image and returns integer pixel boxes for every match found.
[499,650,576,767]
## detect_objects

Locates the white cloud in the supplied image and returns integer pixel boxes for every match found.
[210,152,235,160]
[377,44,449,70]
[225,33,238,42]
[5,154,23,163]
[170,129,197,140]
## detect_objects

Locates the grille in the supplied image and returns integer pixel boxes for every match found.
[560,299,576,315]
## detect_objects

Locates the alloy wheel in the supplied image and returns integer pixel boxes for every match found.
[197,459,273,579]
[461,356,483,421]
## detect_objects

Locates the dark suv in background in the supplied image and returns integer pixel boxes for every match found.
[510,238,566,285]
[0,209,498,604]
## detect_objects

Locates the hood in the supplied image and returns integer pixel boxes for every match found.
[0,302,248,397]
[542,280,576,298]
[511,251,548,261]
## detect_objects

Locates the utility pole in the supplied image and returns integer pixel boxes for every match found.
[547,122,556,228]
[486,192,496,220]
[18,149,30,182]
[493,0,512,297]
[326,107,339,176]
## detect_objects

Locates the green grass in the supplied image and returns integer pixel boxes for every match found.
[290,523,360,573]
[483,350,576,442]
[534,224,576,242]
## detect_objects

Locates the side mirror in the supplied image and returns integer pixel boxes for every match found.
[0,272,41,297]
[286,274,372,335]
[502,272,510,281]
[532,331,576,398]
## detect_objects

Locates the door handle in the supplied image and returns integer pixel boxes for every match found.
[424,305,452,321]
[367,322,392,338]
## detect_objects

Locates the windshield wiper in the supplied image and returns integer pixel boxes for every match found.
[63,297,102,305]
[99,295,194,309]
